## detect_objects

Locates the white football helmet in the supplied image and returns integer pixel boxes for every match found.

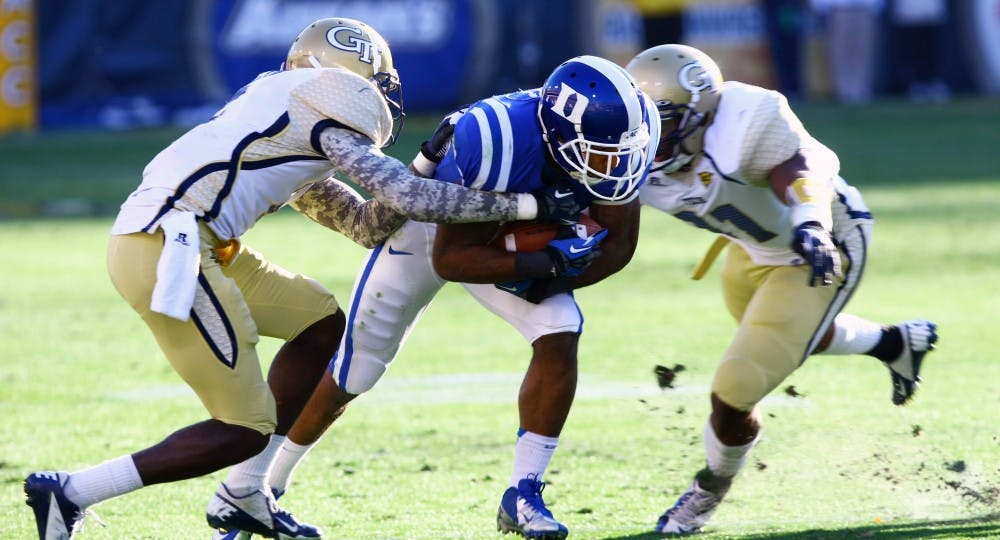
[625,44,723,173]
[285,17,404,145]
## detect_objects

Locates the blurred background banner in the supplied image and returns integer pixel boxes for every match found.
[206,0,490,110]
[681,0,775,89]
[15,0,999,133]
[1,0,35,131]
[37,0,501,130]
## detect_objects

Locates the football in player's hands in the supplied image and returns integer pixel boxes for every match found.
[492,214,602,253]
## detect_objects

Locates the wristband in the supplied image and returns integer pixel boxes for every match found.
[410,152,437,178]
[787,177,832,228]
[515,193,539,221]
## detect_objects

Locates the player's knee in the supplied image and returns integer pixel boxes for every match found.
[712,357,769,411]
[334,352,389,394]
[293,309,345,356]
[531,332,579,365]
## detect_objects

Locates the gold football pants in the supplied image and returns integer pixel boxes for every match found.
[712,224,869,410]
[107,224,338,434]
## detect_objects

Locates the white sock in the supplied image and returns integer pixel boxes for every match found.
[269,438,315,494]
[224,434,285,496]
[509,430,559,487]
[63,455,143,508]
[703,421,757,479]
[821,313,883,355]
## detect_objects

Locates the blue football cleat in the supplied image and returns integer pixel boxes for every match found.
[24,471,84,540]
[496,475,568,539]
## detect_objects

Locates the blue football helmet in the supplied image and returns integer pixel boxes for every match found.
[537,55,652,201]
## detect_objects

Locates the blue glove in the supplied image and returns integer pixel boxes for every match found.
[792,222,842,286]
[543,226,608,278]
[532,183,583,226]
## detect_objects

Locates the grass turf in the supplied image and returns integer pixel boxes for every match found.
[1,99,999,538]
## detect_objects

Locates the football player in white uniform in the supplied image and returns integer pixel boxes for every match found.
[23,18,576,540]
[215,55,657,540]
[626,44,939,534]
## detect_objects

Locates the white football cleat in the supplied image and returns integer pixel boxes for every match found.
[655,475,729,535]
[886,319,938,405]
[206,483,320,540]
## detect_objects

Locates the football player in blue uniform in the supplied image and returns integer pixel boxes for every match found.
[627,44,938,534]
[218,55,658,540]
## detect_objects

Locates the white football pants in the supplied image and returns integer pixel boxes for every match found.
[330,220,584,395]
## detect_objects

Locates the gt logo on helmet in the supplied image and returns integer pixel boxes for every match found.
[679,62,714,98]
[326,26,374,65]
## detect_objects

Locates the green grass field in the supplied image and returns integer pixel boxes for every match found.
[2,100,1000,539]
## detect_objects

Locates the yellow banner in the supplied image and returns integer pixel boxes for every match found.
[1,0,36,131]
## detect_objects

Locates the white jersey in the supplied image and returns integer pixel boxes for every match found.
[639,81,871,266]
[112,67,393,240]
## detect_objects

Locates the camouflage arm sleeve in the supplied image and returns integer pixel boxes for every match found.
[319,127,535,223]
[291,178,407,248]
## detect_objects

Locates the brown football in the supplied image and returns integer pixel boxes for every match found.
[492,214,602,253]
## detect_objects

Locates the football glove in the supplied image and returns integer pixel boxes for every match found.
[494,279,533,297]
[543,226,608,278]
[419,112,459,164]
[494,277,575,304]
[792,222,842,286]
[532,182,583,225]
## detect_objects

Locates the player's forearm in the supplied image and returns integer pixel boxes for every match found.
[573,239,635,288]
[573,202,640,288]
[769,150,835,229]
[291,178,406,248]
[320,127,537,223]
[434,247,520,283]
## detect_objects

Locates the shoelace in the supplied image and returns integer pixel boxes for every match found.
[519,478,554,519]
[266,494,300,522]
[72,508,106,535]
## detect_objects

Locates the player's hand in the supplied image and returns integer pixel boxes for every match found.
[532,183,583,225]
[494,279,533,298]
[524,277,575,303]
[419,113,459,163]
[543,226,608,278]
[792,222,842,286]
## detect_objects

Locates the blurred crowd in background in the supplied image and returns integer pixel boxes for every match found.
[1,0,997,133]
[636,0,954,105]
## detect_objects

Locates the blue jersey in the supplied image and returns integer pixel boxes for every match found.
[435,89,658,206]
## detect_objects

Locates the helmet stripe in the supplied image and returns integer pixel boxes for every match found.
[574,56,641,129]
